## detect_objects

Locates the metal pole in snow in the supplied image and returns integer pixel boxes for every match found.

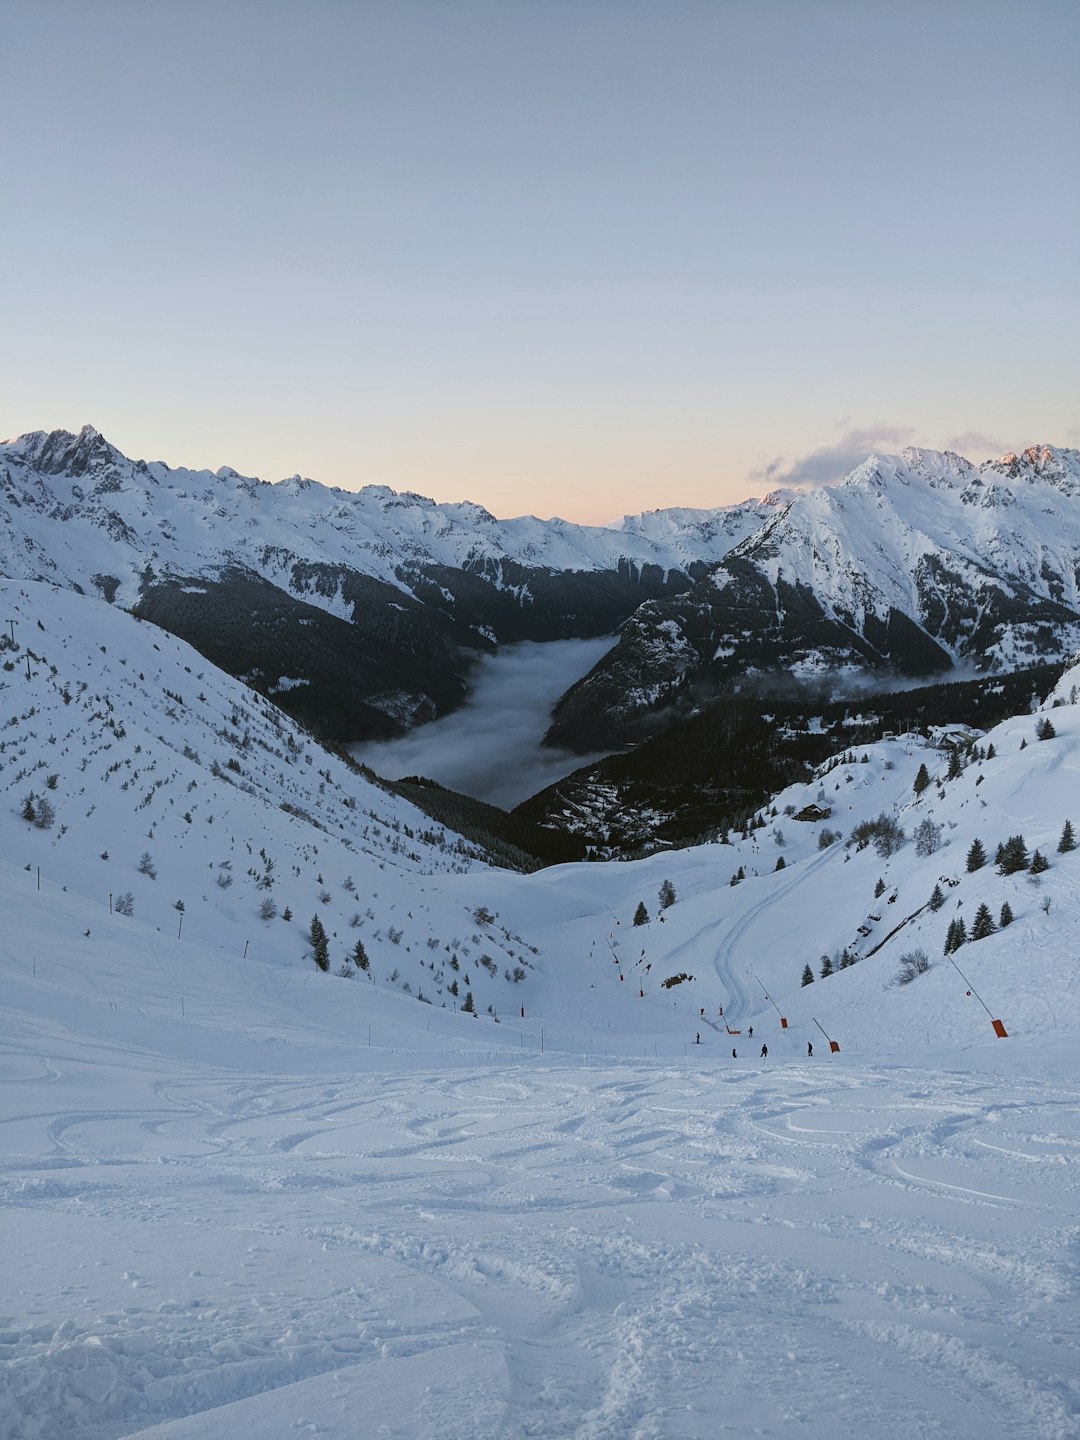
[812,1017,841,1052]
[946,955,1008,1036]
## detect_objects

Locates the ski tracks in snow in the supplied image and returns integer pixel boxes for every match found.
[2,1052,1079,1439]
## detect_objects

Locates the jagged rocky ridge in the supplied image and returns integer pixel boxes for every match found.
[547,445,1080,751]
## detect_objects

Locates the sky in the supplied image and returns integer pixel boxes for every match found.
[3,0,1078,523]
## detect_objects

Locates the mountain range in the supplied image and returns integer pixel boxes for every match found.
[4,428,1078,770]
[0,426,774,742]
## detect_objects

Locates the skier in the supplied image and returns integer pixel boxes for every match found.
[748,1026,753,1037]
[807,1041,813,1057]
[731,1048,737,1059]
[760,1043,768,1059]
[695,1032,701,1044]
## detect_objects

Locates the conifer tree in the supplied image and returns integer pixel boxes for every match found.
[819,955,833,978]
[999,900,1014,928]
[913,762,931,795]
[774,856,786,871]
[1057,819,1076,854]
[633,901,649,926]
[947,748,962,780]
[970,903,997,940]
[874,877,886,898]
[1030,848,1049,874]
[658,879,677,909]
[1036,716,1056,740]
[986,743,996,759]
[351,938,369,972]
[309,913,330,972]
[800,964,814,987]
[998,835,1029,875]
[966,837,986,872]
[943,916,967,954]
[928,883,946,912]
[461,990,475,1014]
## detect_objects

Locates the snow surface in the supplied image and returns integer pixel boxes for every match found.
[2,581,1079,1438]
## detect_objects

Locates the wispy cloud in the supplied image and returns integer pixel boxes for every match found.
[945,430,1006,456]
[752,423,917,490]
[350,637,617,810]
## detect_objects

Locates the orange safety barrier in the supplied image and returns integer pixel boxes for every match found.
[779,1017,788,1029]
[991,1018,1008,1038]
[829,1040,840,1053]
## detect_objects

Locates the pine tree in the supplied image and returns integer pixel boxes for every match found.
[1057,819,1076,854]
[21,793,35,823]
[658,879,677,910]
[947,748,962,780]
[309,914,330,972]
[1036,716,1056,740]
[966,837,986,872]
[351,938,369,972]
[998,835,1029,875]
[819,955,833,978]
[1030,848,1049,874]
[928,883,946,912]
[913,762,931,795]
[801,964,814,987]
[970,903,997,940]
[999,900,1014,928]
[461,990,475,1014]
[874,877,886,898]
[774,856,786,871]
[986,743,996,759]
[943,916,967,954]
[633,901,649,926]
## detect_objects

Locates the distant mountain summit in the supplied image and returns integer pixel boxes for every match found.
[546,444,1080,750]
[0,426,771,740]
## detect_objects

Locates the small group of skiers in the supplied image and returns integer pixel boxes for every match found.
[724,1040,813,1058]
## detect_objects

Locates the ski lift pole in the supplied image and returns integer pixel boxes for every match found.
[946,955,1008,1037]
[756,977,789,1029]
[812,1017,840,1053]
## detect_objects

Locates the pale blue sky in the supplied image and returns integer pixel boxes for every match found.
[3,0,1077,521]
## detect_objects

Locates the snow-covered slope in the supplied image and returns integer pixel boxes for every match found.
[3,570,1078,1055]
[549,444,1080,748]
[3,594,1079,1438]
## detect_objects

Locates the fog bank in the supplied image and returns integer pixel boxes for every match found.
[350,637,618,809]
